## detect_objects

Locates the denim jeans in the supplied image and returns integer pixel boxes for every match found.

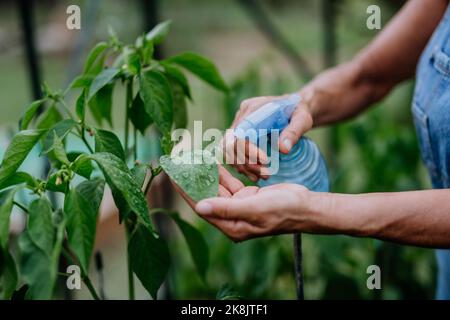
[412,4,450,300]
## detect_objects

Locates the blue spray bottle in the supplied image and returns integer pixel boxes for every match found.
[234,93,329,192]
[234,93,330,300]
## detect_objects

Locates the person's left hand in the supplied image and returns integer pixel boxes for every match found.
[171,165,316,241]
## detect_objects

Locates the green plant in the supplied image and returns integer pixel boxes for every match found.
[0,21,227,300]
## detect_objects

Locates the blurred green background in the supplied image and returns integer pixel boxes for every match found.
[0,0,435,299]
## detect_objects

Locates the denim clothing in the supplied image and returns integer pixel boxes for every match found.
[412,4,450,300]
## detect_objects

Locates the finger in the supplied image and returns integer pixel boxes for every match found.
[218,165,245,194]
[195,197,260,221]
[234,139,269,170]
[279,105,313,154]
[236,165,258,182]
[246,164,268,179]
[224,123,268,169]
[233,186,259,199]
[218,185,232,198]
[245,141,269,165]
[231,96,275,128]
[222,131,237,166]
[203,217,256,242]
[234,137,248,165]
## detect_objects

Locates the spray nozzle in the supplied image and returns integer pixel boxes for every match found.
[234,93,301,143]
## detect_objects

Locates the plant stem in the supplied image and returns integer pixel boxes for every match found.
[124,79,135,300]
[133,127,138,160]
[144,167,162,195]
[58,99,77,120]
[124,81,132,158]
[83,274,101,300]
[125,223,135,300]
[13,201,28,213]
[58,272,70,277]
[61,247,101,300]
[293,233,304,300]
[81,131,94,154]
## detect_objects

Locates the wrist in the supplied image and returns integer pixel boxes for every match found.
[298,61,366,126]
[303,191,341,233]
[302,191,362,235]
[307,192,378,237]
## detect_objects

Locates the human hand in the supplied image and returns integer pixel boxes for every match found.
[222,92,314,182]
[170,165,332,242]
[223,61,369,182]
[191,178,316,242]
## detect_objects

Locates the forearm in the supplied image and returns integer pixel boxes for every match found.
[309,189,450,248]
[304,0,447,126]
[356,0,447,90]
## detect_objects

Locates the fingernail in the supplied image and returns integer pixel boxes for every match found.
[283,138,292,151]
[196,201,213,215]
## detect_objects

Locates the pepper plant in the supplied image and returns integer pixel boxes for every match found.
[0,21,226,300]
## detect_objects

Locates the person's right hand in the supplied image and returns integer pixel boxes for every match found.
[223,92,314,182]
[223,61,367,182]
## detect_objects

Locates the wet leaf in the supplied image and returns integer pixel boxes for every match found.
[160,150,218,202]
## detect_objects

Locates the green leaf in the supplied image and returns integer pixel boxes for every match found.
[172,82,188,129]
[68,152,93,179]
[130,93,153,135]
[83,41,109,74]
[19,209,65,300]
[145,20,172,45]
[28,197,55,255]
[18,232,54,299]
[0,189,17,250]
[0,172,38,191]
[123,47,141,75]
[0,129,46,187]
[36,105,63,130]
[76,177,105,215]
[107,164,147,223]
[136,36,154,64]
[162,63,191,99]
[41,119,77,155]
[49,132,70,165]
[129,223,170,299]
[20,99,47,130]
[64,188,98,273]
[131,163,148,189]
[75,89,86,122]
[70,74,94,89]
[160,132,174,155]
[88,68,120,101]
[88,153,153,231]
[216,284,243,300]
[89,84,114,126]
[94,129,125,161]
[139,70,173,134]
[171,213,209,279]
[110,186,130,222]
[0,249,18,299]
[159,150,219,202]
[166,52,228,92]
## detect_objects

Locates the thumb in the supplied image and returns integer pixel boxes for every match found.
[279,106,313,154]
[195,197,251,220]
